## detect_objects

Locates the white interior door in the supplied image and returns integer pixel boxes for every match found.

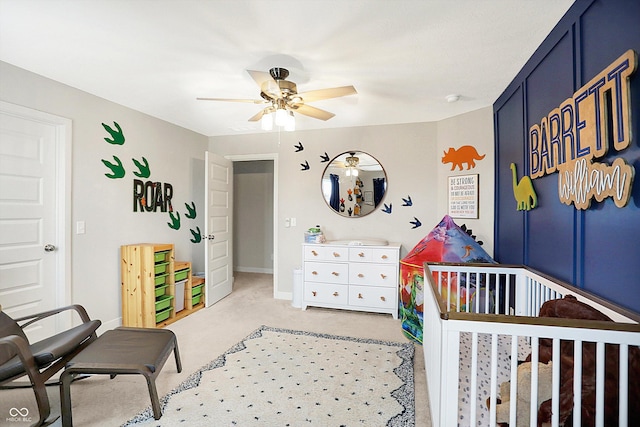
[0,102,71,341]
[205,151,233,306]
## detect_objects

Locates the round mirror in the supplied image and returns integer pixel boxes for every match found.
[321,151,387,217]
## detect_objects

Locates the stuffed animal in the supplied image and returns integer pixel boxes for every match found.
[491,361,554,427]
[530,295,640,426]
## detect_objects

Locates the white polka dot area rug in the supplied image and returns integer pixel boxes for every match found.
[123,325,414,427]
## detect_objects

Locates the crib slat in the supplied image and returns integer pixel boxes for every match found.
[489,333,499,426]
[530,338,539,427]
[620,344,629,427]
[484,273,499,313]
[447,271,452,311]
[573,340,583,427]
[552,338,561,427]
[596,342,605,427]
[470,332,478,426]
[509,335,519,427]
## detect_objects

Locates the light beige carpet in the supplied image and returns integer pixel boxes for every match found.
[123,325,414,426]
[0,272,430,426]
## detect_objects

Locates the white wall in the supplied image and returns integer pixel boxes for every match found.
[0,59,495,319]
[437,107,495,255]
[0,61,208,330]
[211,110,495,297]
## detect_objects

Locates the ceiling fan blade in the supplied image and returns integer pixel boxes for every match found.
[248,108,267,122]
[294,104,335,121]
[297,85,357,103]
[246,69,281,99]
[197,97,267,104]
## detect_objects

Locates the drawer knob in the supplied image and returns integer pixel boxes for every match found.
[333,292,339,297]
[380,296,386,302]
[312,271,318,275]
[358,252,365,257]
[332,252,341,257]
[380,274,387,279]
[312,291,317,297]
[358,273,364,278]
[332,271,340,276]
[381,254,388,260]
[311,250,318,256]
[358,293,363,299]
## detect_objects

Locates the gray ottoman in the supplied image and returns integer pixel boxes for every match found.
[60,327,181,426]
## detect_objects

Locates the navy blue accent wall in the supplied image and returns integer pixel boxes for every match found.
[493,0,640,314]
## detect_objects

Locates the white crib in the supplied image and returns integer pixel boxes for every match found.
[422,262,640,427]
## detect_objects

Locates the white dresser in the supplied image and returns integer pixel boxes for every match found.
[301,242,401,319]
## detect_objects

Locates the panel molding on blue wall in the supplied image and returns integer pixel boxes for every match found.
[493,0,640,313]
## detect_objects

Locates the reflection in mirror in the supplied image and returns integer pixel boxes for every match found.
[321,151,387,217]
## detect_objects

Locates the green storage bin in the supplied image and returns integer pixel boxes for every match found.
[175,269,189,282]
[192,294,202,305]
[154,251,170,263]
[155,284,169,297]
[155,273,168,286]
[192,283,204,297]
[155,307,172,323]
[155,294,173,312]
[155,262,169,275]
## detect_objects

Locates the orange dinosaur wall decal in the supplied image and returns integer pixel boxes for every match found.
[442,145,486,170]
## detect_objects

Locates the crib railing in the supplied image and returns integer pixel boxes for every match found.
[423,262,640,427]
[427,262,639,323]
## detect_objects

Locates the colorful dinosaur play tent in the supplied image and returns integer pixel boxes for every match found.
[400,215,495,343]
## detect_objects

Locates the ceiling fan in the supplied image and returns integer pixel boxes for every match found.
[197,67,357,129]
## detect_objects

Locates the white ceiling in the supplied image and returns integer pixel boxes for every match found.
[0,0,575,137]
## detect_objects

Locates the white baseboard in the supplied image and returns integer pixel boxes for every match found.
[235,266,274,274]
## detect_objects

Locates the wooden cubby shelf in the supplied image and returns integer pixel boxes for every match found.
[121,243,205,328]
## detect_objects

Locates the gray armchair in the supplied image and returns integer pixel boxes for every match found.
[0,305,101,426]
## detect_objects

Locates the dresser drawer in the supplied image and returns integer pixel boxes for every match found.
[349,263,397,287]
[303,245,349,261]
[349,285,397,310]
[304,261,349,284]
[304,282,348,305]
[348,247,398,263]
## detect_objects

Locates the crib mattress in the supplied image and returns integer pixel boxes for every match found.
[458,332,531,427]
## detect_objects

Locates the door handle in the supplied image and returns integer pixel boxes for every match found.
[44,244,56,252]
[207,235,215,240]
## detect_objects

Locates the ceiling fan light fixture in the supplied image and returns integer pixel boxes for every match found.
[345,153,359,168]
[284,110,295,132]
[275,107,287,127]
[261,112,274,130]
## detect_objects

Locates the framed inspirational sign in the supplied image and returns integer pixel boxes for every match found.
[448,174,479,219]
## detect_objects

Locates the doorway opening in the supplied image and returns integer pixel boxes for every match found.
[228,154,279,298]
